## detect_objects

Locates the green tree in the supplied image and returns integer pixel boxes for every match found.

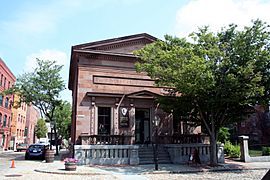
[6,59,65,154]
[35,118,48,139]
[135,20,270,165]
[53,100,71,140]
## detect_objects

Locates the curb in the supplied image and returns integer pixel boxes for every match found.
[34,167,269,176]
[169,167,270,174]
[34,169,107,175]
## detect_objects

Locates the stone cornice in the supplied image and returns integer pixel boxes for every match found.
[73,33,157,50]
[76,51,136,62]
[74,49,136,58]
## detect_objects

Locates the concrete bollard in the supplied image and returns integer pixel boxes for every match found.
[238,135,250,162]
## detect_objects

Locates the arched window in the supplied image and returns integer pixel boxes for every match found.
[0,95,3,106]
[5,97,9,108]
[3,115,7,127]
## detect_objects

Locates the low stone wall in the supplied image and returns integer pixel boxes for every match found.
[165,143,224,164]
[74,145,139,165]
[239,136,270,162]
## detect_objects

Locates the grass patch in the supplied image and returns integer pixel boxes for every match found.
[249,149,262,157]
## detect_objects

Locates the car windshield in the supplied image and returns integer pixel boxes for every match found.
[18,144,27,146]
[29,145,44,149]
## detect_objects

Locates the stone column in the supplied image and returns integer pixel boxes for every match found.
[217,143,225,163]
[238,135,250,162]
[90,97,96,135]
[114,106,119,135]
[129,146,139,165]
[129,107,135,144]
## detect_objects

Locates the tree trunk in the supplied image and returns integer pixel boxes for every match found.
[54,125,59,155]
[210,134,218,166]
[208,117,218,166]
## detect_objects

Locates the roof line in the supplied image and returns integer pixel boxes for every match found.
[73,49,137,58]
[72,33,157,49]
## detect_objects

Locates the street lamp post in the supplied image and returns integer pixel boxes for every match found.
[153,115,161,171]
[50,122,54,150]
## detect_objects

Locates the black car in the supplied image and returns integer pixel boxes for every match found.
[25,144,48,160]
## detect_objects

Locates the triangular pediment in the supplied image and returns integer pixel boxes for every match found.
[127,90,160,99]
[73,33,157,54]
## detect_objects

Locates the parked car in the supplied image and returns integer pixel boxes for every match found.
[16,143,28,152]
[25,144,49,160]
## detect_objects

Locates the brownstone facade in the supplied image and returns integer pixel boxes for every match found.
[68,33,176,145]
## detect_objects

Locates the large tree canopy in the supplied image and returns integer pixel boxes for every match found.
[135,20,270,165]
[6,59,65,154]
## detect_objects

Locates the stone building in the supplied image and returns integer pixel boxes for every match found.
[68,33,176,145]
[67,34,219,166]
[0,58,16,150]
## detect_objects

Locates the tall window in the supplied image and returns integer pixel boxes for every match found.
[3,115,7,127]
[8,117,10,127]
[98,107,111,135]
[5,97,8,108]
[0,113,2,126]
[9,100,12,109]
[24,128,28,136]
[4,77,6,89]
[8,81,10,89]
[0,95,3,106]
[0,74,2,86]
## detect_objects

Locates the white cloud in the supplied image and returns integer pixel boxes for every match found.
[25,49,68,72]
[175,0,270,37]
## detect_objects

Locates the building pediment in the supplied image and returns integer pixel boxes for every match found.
[127,90,161,99]
[86,90,161,99]
[73,33,157,55]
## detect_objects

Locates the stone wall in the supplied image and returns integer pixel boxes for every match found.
[165,143,224,164]
[74,145,139,165]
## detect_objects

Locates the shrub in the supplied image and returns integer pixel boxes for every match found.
[218,127,230,143]
[262,147,270,156]
[224,141,240,158]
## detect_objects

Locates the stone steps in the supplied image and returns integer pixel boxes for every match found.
[138,145,171,164]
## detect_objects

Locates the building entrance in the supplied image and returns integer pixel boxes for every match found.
[135,108,150,144]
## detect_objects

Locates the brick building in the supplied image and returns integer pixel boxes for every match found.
[236,105,270,146]
[10,94,28,150]
[0,58,16,150]
[25,105,39,145]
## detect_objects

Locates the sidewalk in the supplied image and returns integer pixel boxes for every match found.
[33,158,270,175]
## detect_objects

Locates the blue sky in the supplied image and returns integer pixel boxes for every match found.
[1,0,269,102]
